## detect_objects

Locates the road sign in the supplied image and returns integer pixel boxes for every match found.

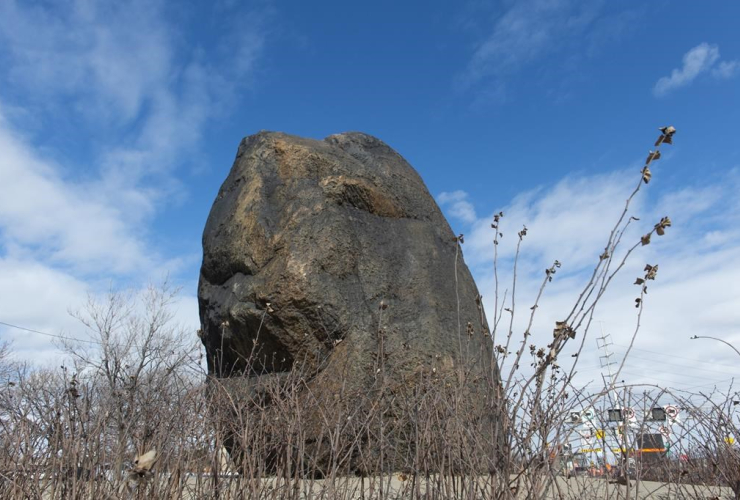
[607,409,622,422]
[581,409,595,422]
[664,405,679,420]
[659,425,671,438]
[650,407,666,421]
[595,429,605,440]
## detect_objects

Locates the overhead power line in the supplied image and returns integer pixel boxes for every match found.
[0,320,100,345]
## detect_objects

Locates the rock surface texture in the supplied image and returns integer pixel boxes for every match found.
[198,132,504,473]
[199,131,496,389]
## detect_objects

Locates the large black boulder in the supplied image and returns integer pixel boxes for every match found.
[198,131,501,470]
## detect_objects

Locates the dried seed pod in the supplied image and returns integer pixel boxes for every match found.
[642,166,652,184]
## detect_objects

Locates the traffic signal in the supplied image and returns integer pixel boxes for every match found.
[607,409,622,422]
[650,407,666,421]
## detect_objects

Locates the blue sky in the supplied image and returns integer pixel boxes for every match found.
[1,0,739,391]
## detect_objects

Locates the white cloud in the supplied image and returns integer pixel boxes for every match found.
[653,43,719,96]
[0,256,89,364]
[447,161,740,392]
[0,1,268,363]
[0,109,153,274]
[0,255,201,366]
[461,0,604,91]
[0,1,268,272]
[0,0,171,122]
[0,0,268,185]
[653,43,739,96]
[438,190,478,224]
[460,170,642,271]
[712,60,740,80]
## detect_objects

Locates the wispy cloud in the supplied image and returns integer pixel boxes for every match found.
[653,43,739,96]
[458,170,641,271]
[712,60,740,80]
[0,1,264,273]
[0,109,153,274]
[0,0,270,362]
[438,190,478,224]
[0,0,269,275]
[0,253,200,365]
[0,255,90,362]
[459,0,606,97]
[0,0,268,183]
[0,0,172,122]
[440,163,740,391]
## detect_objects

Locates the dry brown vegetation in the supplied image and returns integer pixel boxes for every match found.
[1,127,738,499]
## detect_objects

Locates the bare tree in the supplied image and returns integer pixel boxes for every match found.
[61,280,203,479]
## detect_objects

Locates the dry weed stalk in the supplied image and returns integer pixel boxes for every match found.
[3,127,727,500]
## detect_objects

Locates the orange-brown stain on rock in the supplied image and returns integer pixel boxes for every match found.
[320,176,405,218]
